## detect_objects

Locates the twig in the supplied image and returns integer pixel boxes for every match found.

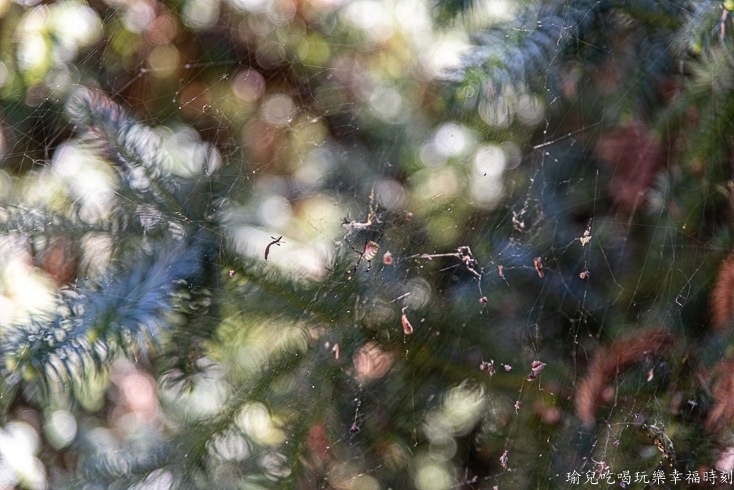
[264,236,283,261]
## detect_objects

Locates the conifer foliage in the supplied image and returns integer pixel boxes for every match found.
[2,0,734,488]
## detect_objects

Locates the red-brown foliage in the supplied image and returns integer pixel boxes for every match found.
[305,423,333,468]
[712,254,734,331]
[706,359,734,432]
[596,123,665,212]
[575,328,675,428]
[40,237,76,286]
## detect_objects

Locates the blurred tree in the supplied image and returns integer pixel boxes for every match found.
[2,0,734,489]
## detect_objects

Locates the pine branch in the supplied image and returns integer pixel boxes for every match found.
[64,88,188,213]
[451,0,613,101]
[230,256,353,324]
[451,0,685,115]
[0,203,127,237]
[0,243,205,389]
[69,436,174,490]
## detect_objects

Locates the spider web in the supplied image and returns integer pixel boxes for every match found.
[0,0,731,489]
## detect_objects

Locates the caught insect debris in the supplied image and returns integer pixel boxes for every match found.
[527,360,546,381]
[341,191,385,274]
[382,251,393,266]
[457,246,482,279]
[228,269,235,278]
[479,360,495,375]
[579,228,592,246]
[533,257,544,278]
[579,269,590,279]
[642,423,676,468]
[342,189,381,231]
[498,265,504,278]
[499,450,509,469]
[264,236,284,261]
[479,296,488,304]
[350,399,362,434]
[401,307,414,335]
[363,241,380,262]
[346,239,380,275]
[409,246,482,279]
[408,245,486,301]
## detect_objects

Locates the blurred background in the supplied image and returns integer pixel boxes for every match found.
[0,0,734,488]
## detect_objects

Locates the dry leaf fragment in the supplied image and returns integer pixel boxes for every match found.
[527,360,546,381]
[401,307,414,335]
[533,257,544,278]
